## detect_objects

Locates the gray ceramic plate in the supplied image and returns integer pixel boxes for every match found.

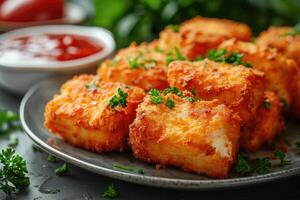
[20,77,300,190]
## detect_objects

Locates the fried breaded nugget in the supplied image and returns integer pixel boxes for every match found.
[97,41,168,91]
[44,74,145,152]
[159,16,252,59]
[129,91,240,178]
[257,27,300,119]
[257,26,300,66]
[240,91,285,151]
[167,60,265,127]
[219,39,299,112]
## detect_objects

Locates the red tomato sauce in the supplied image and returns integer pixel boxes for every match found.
[0,0,64,22]
[0,34,103,62]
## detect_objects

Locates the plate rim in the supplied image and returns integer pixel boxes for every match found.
[19,78,300,190]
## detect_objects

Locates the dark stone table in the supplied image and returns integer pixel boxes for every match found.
[0,87,300,200]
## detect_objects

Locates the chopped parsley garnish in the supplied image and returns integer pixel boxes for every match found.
[168,24,179,32]
[194,55,203,61]
[0,148,30,195]
[186,97,196,103]
[109,88,128,109]
[129,53,142,69]
[103,184,118,199]
[112,164,144,174]
[255,157,271,174]
[263,100,271,109]
[47,154,56,163]
[205,49,252,68]
[163,87,184,97]
[206,49,228,62]
[149,89,163,104]
[85,77,99,91]
[8,135,18,148]
[165,47,187,64]
[274,150,291,166]
[55,163,68,176]
[235,154,253,175]
[235,154,271,175]
[128,53,157,69]
[0,110,20,135]
[166,97,175,109]
[282,23,300,36]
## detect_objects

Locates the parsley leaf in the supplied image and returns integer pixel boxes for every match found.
[163,87,184,97]
[263,100,271,109]
[55,163,68,176]
[168,24,179,32]
[149,89,163,104]
[0,148,30,195]
[205,49,252,68]
[47,155,56,163]
[112,164,144,174]
[235,154,253,175]
[109,89,128,109]
[206,49,228,62]
[235,154,271,175]
[165,47,186,64]
[274,150,291,166]
[103,184,118,199]
[166,97,175,109]
[0,110,20,135]
[255,157,271,174]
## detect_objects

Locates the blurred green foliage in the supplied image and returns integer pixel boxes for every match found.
[91,0,300,48]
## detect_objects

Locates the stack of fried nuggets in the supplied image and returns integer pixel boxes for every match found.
[45,17,300,178]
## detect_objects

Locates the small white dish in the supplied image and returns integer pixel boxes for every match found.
[0,25,115,94]
[0,2,88,32]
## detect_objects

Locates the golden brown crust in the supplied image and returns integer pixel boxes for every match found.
[167,60,265,127]
[219,39,299,113]
[129,92,240,178]
[257,26,300,66]
[159,16,252,59]
[97,42,168,91]
[240,91,285,151]
[44,74,145,152]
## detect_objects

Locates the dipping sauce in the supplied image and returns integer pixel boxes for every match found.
[0,0,64,22]
[0,34,103,64]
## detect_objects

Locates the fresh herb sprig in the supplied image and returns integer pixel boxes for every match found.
[149,89,163,105]
[205,49,252,68]
[274,150,291,166]
[55,163,68,176]
[112,164,144,174]
[0,148,30,195]
[103,184,118,199]
[235,154,271,175]
[109,88,128,109]
[166,47,187,64]
[263,100,271,109]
